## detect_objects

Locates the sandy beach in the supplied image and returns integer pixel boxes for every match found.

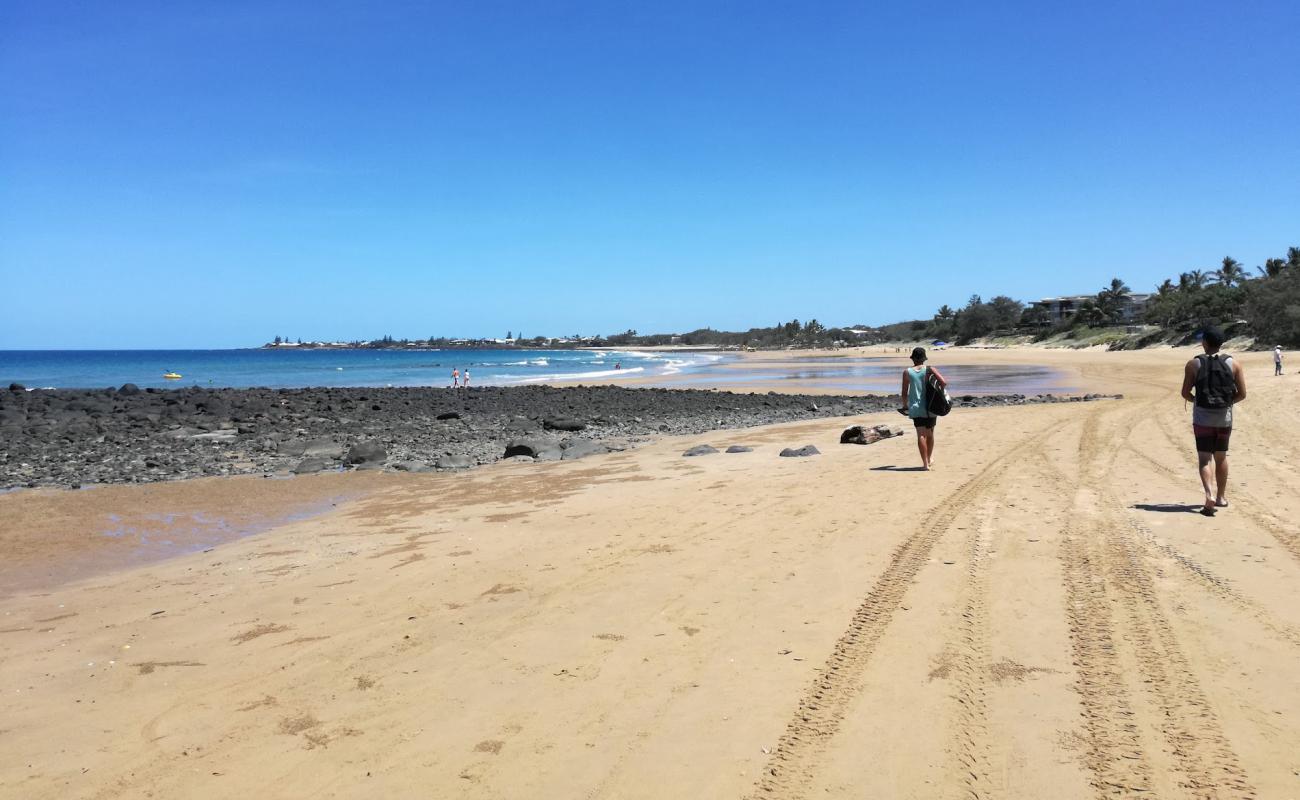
[2,345,1298,798]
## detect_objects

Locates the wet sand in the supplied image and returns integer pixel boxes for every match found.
[2,345,1298,798]
[631,346,1085,395]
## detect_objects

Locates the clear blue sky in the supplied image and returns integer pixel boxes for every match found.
[3,1,1298,348]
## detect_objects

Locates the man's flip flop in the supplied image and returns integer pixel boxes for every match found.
[1200,505,1217,517]
[1215,499,1230,508]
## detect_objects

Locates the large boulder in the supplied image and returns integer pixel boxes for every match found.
[503,438,563,462]
[435,454,472,470]
[436,411,461,421]
[345,441,388,466]
[779,445,820,457]
[293,458,329,474]
[683,444,719,457]
[8,383,26,392]
[118,383,141,395]
[725,445,753,453]
[543,417,586,432]
[280,437,344,459]
[840,425,903,446]
[393,460,432,472]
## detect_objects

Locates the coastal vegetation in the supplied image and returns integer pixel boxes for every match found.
[886,244,1300,348]
[265,245,1300,352]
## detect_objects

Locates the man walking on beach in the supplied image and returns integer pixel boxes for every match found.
[451,368,460,388]
[1181,326,1247,515]
[1275,345,1284,376]
[900,346,947,470]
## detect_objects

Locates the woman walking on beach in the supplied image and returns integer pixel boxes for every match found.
[900,346,947,470]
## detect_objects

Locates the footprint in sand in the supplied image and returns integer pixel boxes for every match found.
[134,660,204,675]
[237,694,278,712]
[231,623,291,644]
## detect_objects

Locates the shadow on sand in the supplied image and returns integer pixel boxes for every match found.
[870,465,929,472]
[1133,503,1202,514]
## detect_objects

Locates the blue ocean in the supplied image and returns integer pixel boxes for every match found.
[0,349,724,390]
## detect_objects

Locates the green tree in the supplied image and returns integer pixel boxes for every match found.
[1260,258,1286,278]
[1097,277,1131,322]
[1215,257,1246,288]
[987,295,1024,329]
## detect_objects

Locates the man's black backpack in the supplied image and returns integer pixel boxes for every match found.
[925,367,952,416]
[1195,354,1236,410]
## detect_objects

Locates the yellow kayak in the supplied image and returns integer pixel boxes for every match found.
[163,372,182,380]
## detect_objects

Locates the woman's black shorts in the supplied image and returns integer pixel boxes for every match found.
[913,417,936,429]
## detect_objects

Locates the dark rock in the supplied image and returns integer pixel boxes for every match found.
[779,445,820,457]
[118,383,141,395]
[436,411,461,420]
[345,441,387,466]
[393,460,431,472]
[840,424,903,445]
[544,417,586,432]
[504,438,563,462]
[724,445,753,453]
[293,458,329,474]
[683,444,719,457]
[435,454,472,470]
[8,383,25,392]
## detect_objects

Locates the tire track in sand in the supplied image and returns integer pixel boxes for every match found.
[1061,405,1255,798]
[1147,412,1300,566]
[750,418,1067,799]
[947,498,999,800]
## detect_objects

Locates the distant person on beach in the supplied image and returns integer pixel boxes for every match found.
[1180,326,1247,516]
[899,346,947,470]
[1275,345,1284,376]
[463,368,471,387]
[451,368,459,388]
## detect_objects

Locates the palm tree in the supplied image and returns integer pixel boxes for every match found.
[935,305,956,321]
[1215,256,1246,288]
[1097,277,1131,322]
[1288,246,1300,271]
[1259,258,1286,278]
[1183,269,1209,290]
[1156,278,1176,295]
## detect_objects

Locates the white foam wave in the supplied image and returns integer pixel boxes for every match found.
[516,366,645,383]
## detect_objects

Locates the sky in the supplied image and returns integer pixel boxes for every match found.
[2,1,1298,348]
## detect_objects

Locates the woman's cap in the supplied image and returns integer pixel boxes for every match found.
[910,346,927,362]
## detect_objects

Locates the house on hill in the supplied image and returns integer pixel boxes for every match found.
[1030,293,1152,325]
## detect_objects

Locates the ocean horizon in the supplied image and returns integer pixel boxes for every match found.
[0,348,724,391]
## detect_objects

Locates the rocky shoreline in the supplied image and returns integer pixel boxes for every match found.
[0,383,1120,489]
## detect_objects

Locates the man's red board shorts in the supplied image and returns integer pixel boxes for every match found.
[1193,424,1232,453]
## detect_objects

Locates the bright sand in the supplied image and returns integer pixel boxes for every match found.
[2,345,1298,799]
